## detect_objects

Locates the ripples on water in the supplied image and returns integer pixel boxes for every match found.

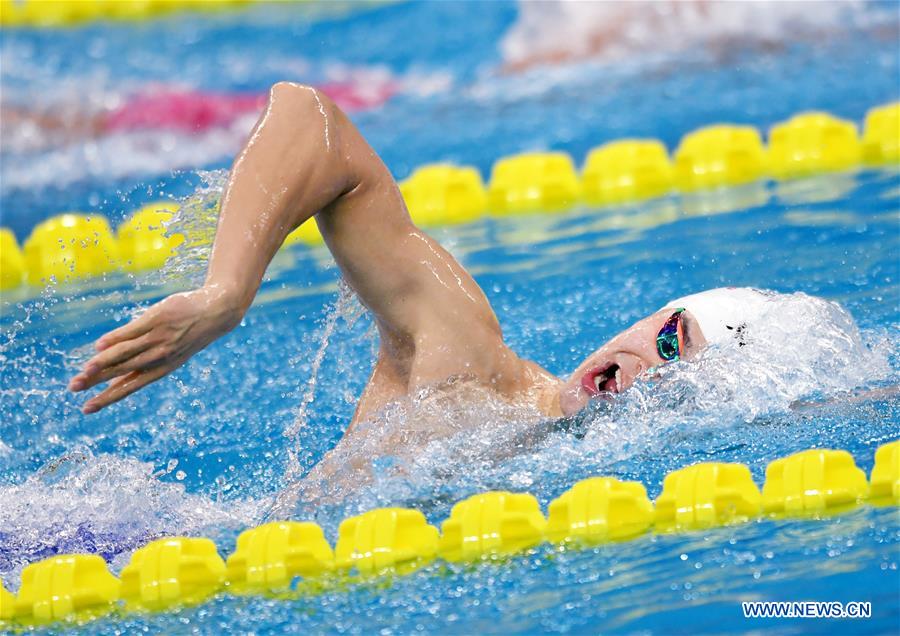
[2,169,898,632]
[1,1,898,632]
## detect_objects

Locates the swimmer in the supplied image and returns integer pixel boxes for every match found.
[65,84,783,435]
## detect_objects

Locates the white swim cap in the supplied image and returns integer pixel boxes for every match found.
[663,287,772,346]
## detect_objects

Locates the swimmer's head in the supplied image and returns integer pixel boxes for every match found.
[557,287,777,415]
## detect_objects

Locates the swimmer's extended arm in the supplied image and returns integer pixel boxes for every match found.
[70,82,506,414]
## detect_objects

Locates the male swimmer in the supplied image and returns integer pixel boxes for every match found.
[68,83,773,430]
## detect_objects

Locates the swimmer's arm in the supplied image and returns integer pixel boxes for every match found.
[200,84,355,311]
[69,83,355,412]
[70,82,505,413]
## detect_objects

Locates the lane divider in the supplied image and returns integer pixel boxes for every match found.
[0,0,258,28]
[439,491,547,562]
[768,112,863,179]
[335,508,438,575]
[546,476,654,543]
[582,139,672,206]
[0,579,16,620]
[226,521,334,589]
[117,202,184,273]
[21,214,120,286]
[0,228,24,291]
[488,151,582,214]
[871,442,900,502]
[1,101,897,295]
[12,554,120,623]
[1,440,897,627]
[761,449,869,515]
[863,102,900,163]
[399,164,487,226]
[673,125,767,191]
[654,462,761,532]
[119,537,225,611]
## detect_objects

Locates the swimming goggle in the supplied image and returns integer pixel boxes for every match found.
[656,308,685,362]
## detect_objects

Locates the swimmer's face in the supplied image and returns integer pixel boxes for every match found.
[558,308,707,416]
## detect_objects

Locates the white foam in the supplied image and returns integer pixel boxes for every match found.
[501,0,874,70]
[0,450,260,587]
[273,290,893,531]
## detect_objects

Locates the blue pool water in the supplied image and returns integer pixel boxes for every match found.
[1,1,899,633]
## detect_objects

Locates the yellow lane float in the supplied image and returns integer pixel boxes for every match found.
[94,0,178,21]
[0,579,16,620]
[283,219,325,247]
[1,441,896,628]
[582,139,673,205]
[23,214,120,286]
[0,0,252,27]
[547,476,654,543]
[438,491,547,562]
[0,0,96,27]
[14,554,120,623]
[761,449,869,515]
[0,228,25,291]
[655,462,762,531]
[673,125,767,191]
[120,537,226,611]
[862,101,900,165]
[868,440,900,505]
[226,521,334,588]
[768,112,861,179]
[400,164,487,226]
[117,201,185,272]
[5,101,898,295]
[335,508,439,575]
[488,152,581,214]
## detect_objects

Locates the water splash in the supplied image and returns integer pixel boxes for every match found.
[268,290,894,533]
[283,278,365,483]
[0,449,260,587]
[140,169,229,290]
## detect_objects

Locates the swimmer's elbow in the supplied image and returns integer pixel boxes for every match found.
[268,82,338,130]
[269,80,320,103]
[268,82,341,151]
[267,81,384,197]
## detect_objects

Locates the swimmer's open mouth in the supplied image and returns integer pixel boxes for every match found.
[581,364,621,396]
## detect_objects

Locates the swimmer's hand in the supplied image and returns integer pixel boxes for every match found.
[68,285,242,414]
[69,83,347,414]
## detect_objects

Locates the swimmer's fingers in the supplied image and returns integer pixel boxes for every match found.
[81,366,170,414]
[95,306,159,351]
[70,343,174,393]
[69,334,155,391]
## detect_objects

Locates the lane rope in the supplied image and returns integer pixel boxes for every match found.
[1,441,897,626]
[2,102,897,295]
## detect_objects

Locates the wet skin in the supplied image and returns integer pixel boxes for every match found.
[558,308,707,416]
[68,83,708,436]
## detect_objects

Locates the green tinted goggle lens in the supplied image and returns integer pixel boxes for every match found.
[656,308,685,362]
